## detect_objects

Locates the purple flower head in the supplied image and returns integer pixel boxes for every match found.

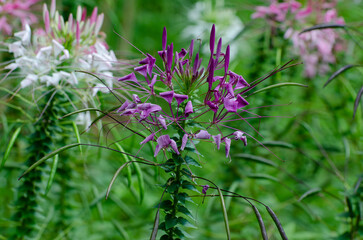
[160,90,174,104]
[195,130,211,139]
[202,185,209,194]
[154,135,180,157]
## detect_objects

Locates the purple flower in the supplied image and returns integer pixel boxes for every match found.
[133,94,141,103]
[154,135,180,157]
[233,131,247,146]
[157,115,167,130]
[202,185,209,194]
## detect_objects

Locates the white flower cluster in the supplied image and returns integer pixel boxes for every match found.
[6,24,117,96]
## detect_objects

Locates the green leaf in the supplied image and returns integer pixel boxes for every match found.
[181,180,198,192]
[246,173,279,182]
[115,143,132,188]
[165,214,178,230]
[177,205,194,221]
[176,192,192,204]
[178,217,196,228]
[298,188,321,202]
[72,121,82,154]
[44,154,59,195]
[259,141,294,149]
[184,156,201,167]
[1,126,22,170]
[157,200,173,211]
[106,161,132,199]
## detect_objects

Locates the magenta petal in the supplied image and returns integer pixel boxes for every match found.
[119,72,138,83]
[236,95,249,108]
[210,24,215,55]
[225,45,230,74]
[157,116,167,129]
[118,100,129,112]
[140,133,155,145]
[241,136,247,146]
[162,26,167,51]
[134,65,148,78]
[174,94,188,105]
[207,101,218,113]
[189,39,194,58]
[133,94,141,103]
[181,134,188,150]
[202,185,209,194]
[170,139,180,155]
[157,135,171,148]
[178,48,187,60]
[216,38,222,61]
[224,138,231,158]
[232,131,244,140]
[195,130,211,139]
[154,144,162,157]
[212,134,221,150]
[167,43,174,71]
[160,90,174,104]
[224,97,237,112]
[185,101,193,116]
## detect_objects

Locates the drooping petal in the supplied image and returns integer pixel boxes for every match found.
[169,139,180,155]
[224,138,231,158]
[157,135,171,148]
[207,101,218,113]
[185,101,193,117]
[118,72,138,83]
[181,134,188,150]
[157,115,167,129]
[236,95,249,109]
[160,90,174,104]
[133,94,141,103]
[232,131,244,140]
[134,65,148,78]
[195,130,211,139]
[140,133,155,145]
[212,134,221,150]
[174,94,188,105]
[224,97,237,113]
[117,100,130,112]
[154,144,162,157]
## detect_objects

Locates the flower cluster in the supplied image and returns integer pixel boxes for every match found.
[6,0,116,96]
[0,0,39,36]
[116,25,257,159]
[252,0,345,78]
